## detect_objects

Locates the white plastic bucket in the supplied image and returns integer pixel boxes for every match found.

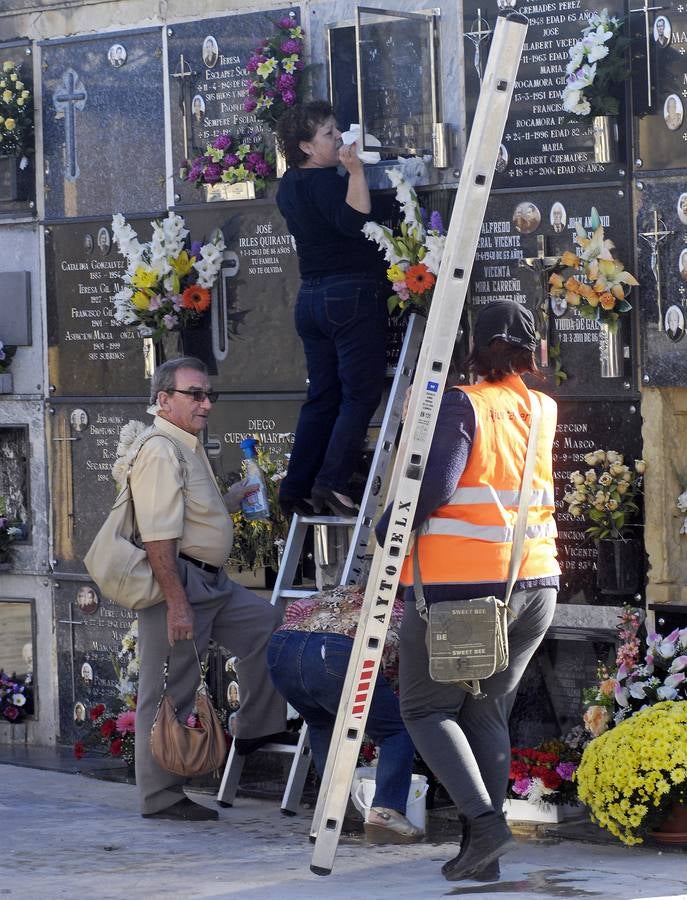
[350,766,428,830]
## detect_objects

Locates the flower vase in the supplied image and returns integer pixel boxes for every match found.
[596,538,643,595]
[592,116,618,164]
[652,802,687,845]
[0,155,31,202]
[142,331,182,378]
[598,322,622,378]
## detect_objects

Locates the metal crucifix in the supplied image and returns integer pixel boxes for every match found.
[639,210,672,331]
[464,9,492,87]
[171,54,194,159]
[629,0,669,109]
[519,234,560,367]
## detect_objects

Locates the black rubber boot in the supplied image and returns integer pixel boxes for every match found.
[442,815,501,882]
[442,812,515,882]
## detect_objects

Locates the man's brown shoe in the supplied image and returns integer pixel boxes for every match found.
[142,798,219,821]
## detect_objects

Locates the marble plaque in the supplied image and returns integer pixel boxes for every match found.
[469,187,635,398]
[167,7,298,207]
[632,3,687,170]
[41,29,166,220]
[182,202,305,392]
[463,0,626,188]
[45,218,150,397]
[510,634,615,745]
[553,399,644,605]
[634,175,687,386]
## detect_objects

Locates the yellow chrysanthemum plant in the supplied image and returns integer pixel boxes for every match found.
[0,59,33,164]
[548,207,638,333]
[576,701,687,845]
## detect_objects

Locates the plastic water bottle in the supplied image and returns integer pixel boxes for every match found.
[239,437,270,520]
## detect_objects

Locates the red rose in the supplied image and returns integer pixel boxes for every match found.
[110,738,123,756]
[100,718,116,738]
[531,765,551,780]
[90,703,106,721]
[509,760,529,780]
[3,705,19,721]
[541,770,562,790]
[74,741,85,759]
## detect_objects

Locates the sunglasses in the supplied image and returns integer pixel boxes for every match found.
[168,388,219,403]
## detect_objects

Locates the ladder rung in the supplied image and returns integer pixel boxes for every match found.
[295,514,357,526]
[277,588,319,600]
[250,742,300,754]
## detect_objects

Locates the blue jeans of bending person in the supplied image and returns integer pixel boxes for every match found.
[279,273,388,501]
[267,630,415,813]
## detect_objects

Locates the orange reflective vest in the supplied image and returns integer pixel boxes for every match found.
[400,374,560,587]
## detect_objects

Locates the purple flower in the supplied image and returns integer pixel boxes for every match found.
[511,777,531,796]
[255,160,271,177]
[429,210,444,233]
[248,82,259,96]
[555,762,577,781]
[0,517,7,529]
[190,240,203,259]
[281,38,302,54]
[276,73,296,90]
[224,154,240,167]
[212,133,232,151]
[295,59,305,70]
[203,162,222,183]
[187,164,202,182]
[278,16,293,28]
[281,89,296,106]
[243,98,257,113]
[246,55,262,72]
[163,314,179,330]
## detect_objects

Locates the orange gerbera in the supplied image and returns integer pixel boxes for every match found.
[181,284,211,313]
[405,263,436,294]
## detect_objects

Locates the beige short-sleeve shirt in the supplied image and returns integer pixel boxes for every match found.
[130,416,233,568]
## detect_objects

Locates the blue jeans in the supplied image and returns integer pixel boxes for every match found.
[267,630,415,813]
[280,273,388,499]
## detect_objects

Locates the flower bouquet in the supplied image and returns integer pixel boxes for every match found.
[0,59,33,163]
[363,171,446,317]
[507,740,580,807]
[229,442,291,573]
[562,10,630,118]
[243,17,305,126]
[0,495,23,565]
[563,449,645,541]
[74,702,136,767]
[576,700,687,844]
[0,670,32,722]
[111,211,225,343]
[548,208,638,332]
[182,132,274,193]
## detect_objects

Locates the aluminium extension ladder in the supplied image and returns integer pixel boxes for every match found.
[216,314,425,813]
[309,10,529,875]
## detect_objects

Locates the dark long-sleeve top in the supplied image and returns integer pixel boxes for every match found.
[376,389,559,605]
[276,166,388,279]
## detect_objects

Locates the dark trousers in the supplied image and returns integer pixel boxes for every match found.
[399,588,557,819]
[267,630,415,812]
[280,273,388,499]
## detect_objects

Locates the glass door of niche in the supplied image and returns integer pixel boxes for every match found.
[326,7,448,166]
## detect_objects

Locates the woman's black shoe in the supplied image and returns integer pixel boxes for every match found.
[311,487,358,518]
[279,497,314,518]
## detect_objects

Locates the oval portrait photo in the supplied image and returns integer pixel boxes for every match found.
[664,94,684,132]
[512,201,541,235]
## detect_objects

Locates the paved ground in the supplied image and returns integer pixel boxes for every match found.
[4,763,687,900]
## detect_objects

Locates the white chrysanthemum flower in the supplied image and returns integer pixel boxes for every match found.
[526,778,554,804]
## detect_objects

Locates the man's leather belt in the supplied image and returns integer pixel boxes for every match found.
[179,552,221,575]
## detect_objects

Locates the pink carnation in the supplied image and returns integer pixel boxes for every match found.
[116,710,136,734]
[511,777,531,796]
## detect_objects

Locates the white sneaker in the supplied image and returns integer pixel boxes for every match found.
[364,807,424,844]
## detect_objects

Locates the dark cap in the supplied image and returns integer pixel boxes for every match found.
[473,300,537,351]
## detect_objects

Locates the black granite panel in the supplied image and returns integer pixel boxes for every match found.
[634,175,687,386]
[181,202,305,392]
[632,2,687,171]
[553,399,644,605]
[208,396,301,475]
[167,7,297,207]
[45,217,152,397]
[470,187,636,398]
[41,30,166,220]
[463,0,627,188]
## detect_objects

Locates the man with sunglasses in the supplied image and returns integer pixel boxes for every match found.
[131,357,289,821]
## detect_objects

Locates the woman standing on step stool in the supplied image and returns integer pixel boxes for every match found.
[275,100,389,519]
